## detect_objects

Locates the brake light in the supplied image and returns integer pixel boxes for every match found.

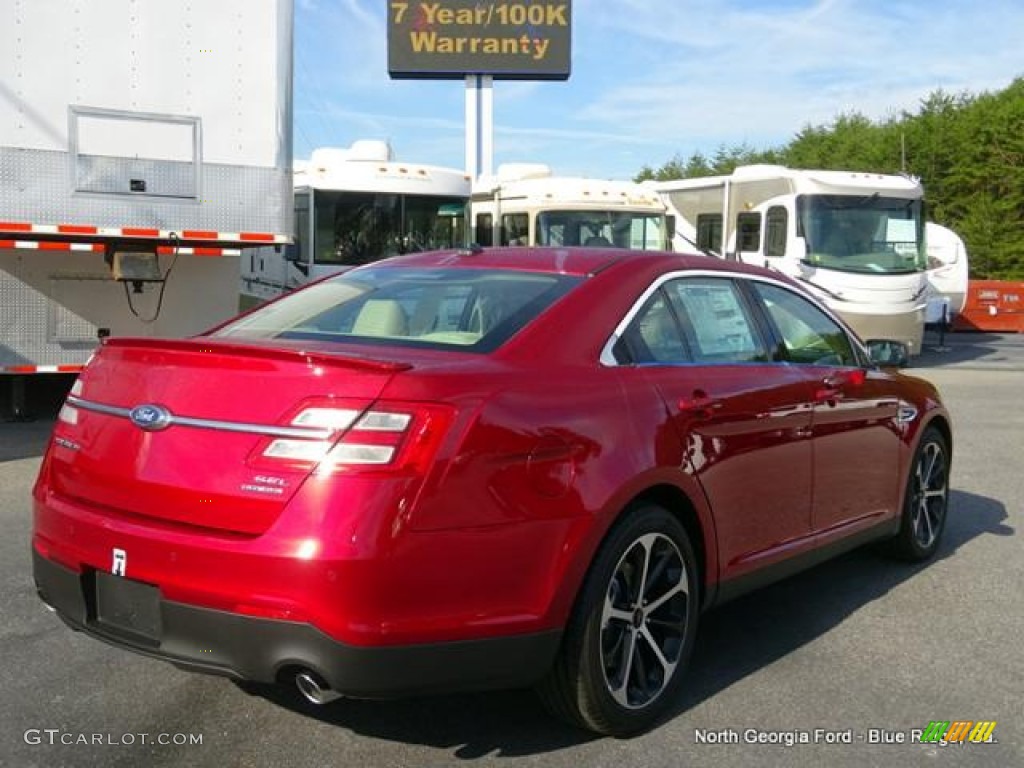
[316,403,454,474]
[250,400,454,474]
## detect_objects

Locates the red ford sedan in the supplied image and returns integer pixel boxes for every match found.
[32,247,951,735]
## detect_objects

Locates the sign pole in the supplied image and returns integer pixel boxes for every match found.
[465,75,494,182]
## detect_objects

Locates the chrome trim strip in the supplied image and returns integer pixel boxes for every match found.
[66,395,332,440]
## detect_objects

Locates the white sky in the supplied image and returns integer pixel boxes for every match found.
[294,0,1022,179]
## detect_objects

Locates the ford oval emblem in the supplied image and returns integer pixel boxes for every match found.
[129,404,173,432]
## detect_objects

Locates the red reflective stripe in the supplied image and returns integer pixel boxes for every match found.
[0,240,18,248]
[122,227,161,237]
[1,365,85,374]
[0,221,32,231]
[239,232,275,242]
[57,224,98,235]
[181,230,219,240]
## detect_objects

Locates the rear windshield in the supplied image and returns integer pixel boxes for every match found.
[214,267,581,352]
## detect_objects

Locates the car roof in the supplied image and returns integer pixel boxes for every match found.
[358,246,764,279]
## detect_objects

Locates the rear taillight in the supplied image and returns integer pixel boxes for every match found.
[317,403,453,475]
[250,400,453,474]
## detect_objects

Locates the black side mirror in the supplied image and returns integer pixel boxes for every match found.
[865,339,910,368]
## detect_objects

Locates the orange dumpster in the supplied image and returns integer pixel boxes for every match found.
[951,280,1024,333]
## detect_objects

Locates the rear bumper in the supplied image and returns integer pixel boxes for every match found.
[33,550,561,698]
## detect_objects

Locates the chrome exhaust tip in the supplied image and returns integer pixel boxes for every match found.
[295,671,342,705]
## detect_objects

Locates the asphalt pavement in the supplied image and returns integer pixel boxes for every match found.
[1,330,1020,768]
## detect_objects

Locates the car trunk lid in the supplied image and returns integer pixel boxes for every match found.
[48,337,409,535]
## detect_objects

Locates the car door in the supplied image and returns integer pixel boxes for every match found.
[746,280,902,538]
[614,276,815,583]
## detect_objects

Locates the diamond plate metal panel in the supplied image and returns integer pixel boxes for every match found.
[1,147,292,236]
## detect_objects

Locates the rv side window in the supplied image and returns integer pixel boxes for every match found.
[501,213,529,246]
[696,214,722,252]
[736,212,762,252]
[765,206,787,258]
[475,213,493,247]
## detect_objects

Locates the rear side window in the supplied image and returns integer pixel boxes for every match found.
[215,267,580,353]
[615,290,690,364]
[750,281,857,366]
[664,278,768,363]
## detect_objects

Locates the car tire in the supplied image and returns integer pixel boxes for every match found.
[537,504,699,736]
[891,426,950,561]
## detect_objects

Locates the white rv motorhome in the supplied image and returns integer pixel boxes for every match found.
[0,0,293,410]
[654,166,930,353]
[924,222,970,324]
[241,141,472,306]
[471,165,668,250]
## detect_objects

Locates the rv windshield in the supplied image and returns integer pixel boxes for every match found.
[798,195,926,274]
[535,210,665,250]
[314,191,468,266]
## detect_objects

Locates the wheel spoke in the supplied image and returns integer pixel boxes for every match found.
[645,580,686,615]
[640,625,676,679]
[605,604,634,624]
[608,629,637,707]
[921,447,940,487]
[643,546,676,599]
[918,501,934,544]
[631,536,654,606]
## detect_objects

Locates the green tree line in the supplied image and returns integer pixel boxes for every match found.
[636,77,1024,279]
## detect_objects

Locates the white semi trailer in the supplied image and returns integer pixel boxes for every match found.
[0,0,293,413]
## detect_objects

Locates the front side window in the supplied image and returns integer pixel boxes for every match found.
[214,267,580,353]
[750,281,857,366]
